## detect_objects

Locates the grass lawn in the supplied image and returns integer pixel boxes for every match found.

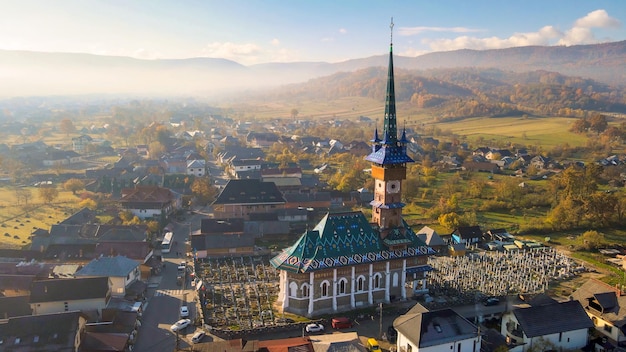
[0,186,82,249]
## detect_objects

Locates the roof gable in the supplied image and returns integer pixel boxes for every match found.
[513,300,593,337]
[30,277,109,303]
[75,256,138,277]
[213,179,286,205]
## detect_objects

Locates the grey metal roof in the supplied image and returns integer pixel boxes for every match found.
[30,277,109,303]
[513,300,593,338]
[75,256,139,277]
[394,308,478,348]
[213,179,286,205]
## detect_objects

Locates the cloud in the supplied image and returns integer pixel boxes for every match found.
[399,26,483,36]
[426,25,562,51]
[270,38,280,46]
[412,9,621,54]
[559,9,621,45]
[201,41,262,63]
[574,9,620,28]
[339,28,347,34]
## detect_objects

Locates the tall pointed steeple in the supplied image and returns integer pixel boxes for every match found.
[365,18,413,166]
[383,18,397,145]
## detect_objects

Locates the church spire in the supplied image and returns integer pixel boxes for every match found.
[382,17,397,145]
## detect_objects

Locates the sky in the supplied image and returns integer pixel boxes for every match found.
[1,0,625,66]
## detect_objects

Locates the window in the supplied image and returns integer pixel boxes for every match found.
[407,345,412,352]
[338,279,347,294]
[604,324,613,333]
[357,276,365,291]
[64,302,69,311]
[392,273,399,287]
[373,273,382,288]
[302,284,309,297]
[321,281,329,297]
[289,282,298,297]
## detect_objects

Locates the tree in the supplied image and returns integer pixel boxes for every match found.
[64,178,85,195]
[290,108,299,120]
[438,212,460,231]
[14,187,32,206]
[589,113,608,134]
[577,230,605,251]
[191,177,219,205]
[38,186,59,203]
[59,118,76,136]
[78,198,98,210]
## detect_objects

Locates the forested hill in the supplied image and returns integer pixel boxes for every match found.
[257,67,626,120]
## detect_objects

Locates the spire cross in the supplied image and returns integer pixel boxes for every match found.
[390,17,394,45]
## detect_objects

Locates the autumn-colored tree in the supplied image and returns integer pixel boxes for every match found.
[119,210,135,223]
[191,177,219,205]
[14,187,32,206]
[438,212,460,231]
[59,118,76,136]
[64,178,85,195]
[78,198,98,210]
[577,230,605,251]
[38,186,59,203]
[589,113,608,134]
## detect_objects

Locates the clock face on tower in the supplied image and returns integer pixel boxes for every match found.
[386,180,400,193]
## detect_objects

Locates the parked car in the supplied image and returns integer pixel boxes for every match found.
[387,325,398,343]
[305,323,324,333]
[180,305,189,318]
[367,338,382,352]
[170,318,191,332]
[331,317,352,329]
[191,331,206,343]
[483,297,500,306]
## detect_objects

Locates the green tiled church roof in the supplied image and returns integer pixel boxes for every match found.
[270,211,434,273]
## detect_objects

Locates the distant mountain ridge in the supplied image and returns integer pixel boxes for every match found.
[0,41,625,97]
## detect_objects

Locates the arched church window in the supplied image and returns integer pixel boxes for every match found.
[289,282,298,297]
[357,276,365,291]
[301,284,309,297]
[338,278,347,294]
[321,281,329,297]
[373,273,382,288]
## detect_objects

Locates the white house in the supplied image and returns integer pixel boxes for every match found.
[75,255,141,297]
[394,306,481,352]
[571,279,626,347]
[186,159,206,177]
[501,299,593,352]
[29,277,111,316]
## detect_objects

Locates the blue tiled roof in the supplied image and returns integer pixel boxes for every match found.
[270,211,434,273]
[365,145,414,165]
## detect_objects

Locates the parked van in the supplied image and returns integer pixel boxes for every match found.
[367,338,382,352]
[331,317,352,329]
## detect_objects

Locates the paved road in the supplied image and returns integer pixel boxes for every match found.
[132,210,204,352]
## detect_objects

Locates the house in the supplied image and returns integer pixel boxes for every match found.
[212,179,286,220]
[191,218,254,258]
[451,226,483,248]
[119,185,178,220]
[74,256,142,298]
[30,277,112,316]
[394,308,481,352]
[501,299,593,352]
[42,150,82,167]
[186,159,206,176]
[486,229,515,242]
[571,279,626,346]
[415,226,447,254]
[0,311,87,351]
[72,134,93,154]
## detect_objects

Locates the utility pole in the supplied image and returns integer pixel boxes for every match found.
[379,302,383,339]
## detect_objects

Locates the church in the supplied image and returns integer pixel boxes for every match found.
[271,23,435,317]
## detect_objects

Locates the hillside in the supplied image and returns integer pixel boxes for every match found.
[247,67,626,120]
[0,41,625,98]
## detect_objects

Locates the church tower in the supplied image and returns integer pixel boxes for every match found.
[365,19,413,239]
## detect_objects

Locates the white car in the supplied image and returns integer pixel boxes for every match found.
[191,331,206,343]
[180,306,189,318]
[171,318,191,332]
[305,323,324,333]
